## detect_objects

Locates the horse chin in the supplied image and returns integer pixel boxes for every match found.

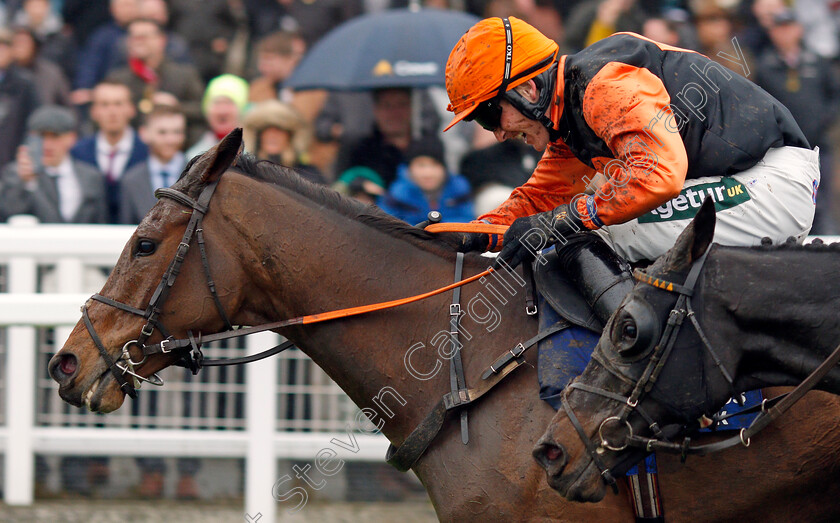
[547,457,608,503]
[86,372,127,413]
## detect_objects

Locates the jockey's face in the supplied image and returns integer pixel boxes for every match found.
[493,99,551,151]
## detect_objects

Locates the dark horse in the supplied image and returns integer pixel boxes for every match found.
[49,132,840,521]
[534,198,840,511]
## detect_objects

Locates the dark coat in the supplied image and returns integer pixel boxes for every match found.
[755,48,840,148]
[71,132,149,223]
[73,22,125,89]
[0,160,107,223]
[70,132,149,175]
[0,66,40,172]
[119,162,156,224]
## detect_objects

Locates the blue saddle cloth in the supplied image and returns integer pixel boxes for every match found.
[536,292,762,430]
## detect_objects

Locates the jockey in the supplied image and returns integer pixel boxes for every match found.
[446,16,819,324]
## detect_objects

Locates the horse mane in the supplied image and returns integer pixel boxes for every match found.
[750,236,840,252]
[227,154,460,258]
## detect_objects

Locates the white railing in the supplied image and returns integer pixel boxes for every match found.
[0,216,389,522]
[4,216,838,518]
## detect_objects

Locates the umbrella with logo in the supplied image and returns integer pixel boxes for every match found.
[286,7,480,91]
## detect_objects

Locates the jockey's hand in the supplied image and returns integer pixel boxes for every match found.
[493,204,585,269]
[457,232,489,252]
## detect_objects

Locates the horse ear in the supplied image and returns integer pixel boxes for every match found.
[666,196,716,270]
[199,128,243,184]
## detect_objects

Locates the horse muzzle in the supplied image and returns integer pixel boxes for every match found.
[48,351,127,412]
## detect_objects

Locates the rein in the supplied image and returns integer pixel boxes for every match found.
[84,178,561,471]
[562,252,840,490]
[82,181,505,402]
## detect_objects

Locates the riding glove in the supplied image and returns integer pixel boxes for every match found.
[493,204,585,269]
[457,232,489,252]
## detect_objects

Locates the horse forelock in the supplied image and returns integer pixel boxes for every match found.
[214,154,460,259]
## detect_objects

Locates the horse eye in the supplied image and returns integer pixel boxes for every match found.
[622,321,638,340]
[136,239,157,256]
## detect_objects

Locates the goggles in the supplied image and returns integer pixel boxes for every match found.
[465,99,503,132]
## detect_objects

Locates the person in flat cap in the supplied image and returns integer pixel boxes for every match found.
[0,26,40,172]
[0,105,107,223]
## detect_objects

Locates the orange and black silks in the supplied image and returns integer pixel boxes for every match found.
[480,33,809,233]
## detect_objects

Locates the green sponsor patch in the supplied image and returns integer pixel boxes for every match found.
[638,177,751,223]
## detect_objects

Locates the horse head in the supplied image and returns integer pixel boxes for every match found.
[48,129,250,413]
[533,198,725,502]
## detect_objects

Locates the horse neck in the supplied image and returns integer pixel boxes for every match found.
[217,177,509,443]
[703,246,840,395]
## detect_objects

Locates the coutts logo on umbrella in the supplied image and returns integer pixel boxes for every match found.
[373,59,439,77]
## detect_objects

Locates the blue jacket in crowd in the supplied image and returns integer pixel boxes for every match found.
[378,163,475,225]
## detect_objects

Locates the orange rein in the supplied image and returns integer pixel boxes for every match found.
[299,223,508,326]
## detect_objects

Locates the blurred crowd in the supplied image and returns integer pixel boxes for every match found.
[2,0,840,498]
[0,0,839,232]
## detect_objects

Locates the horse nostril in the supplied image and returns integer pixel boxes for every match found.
[545,444,564,462]
[533,437,567,473]
[49,353,78,383]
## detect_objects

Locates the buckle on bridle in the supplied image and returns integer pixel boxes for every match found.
[160,337,173,353]
[140,323,155,338]
[525,305,538,316]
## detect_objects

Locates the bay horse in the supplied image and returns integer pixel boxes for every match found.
[534,198,840,511]
[49,132,840,521]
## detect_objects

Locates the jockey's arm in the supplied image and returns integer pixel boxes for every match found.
[477,140,594,226]
[575,62,689,228]
[478,62,690,235]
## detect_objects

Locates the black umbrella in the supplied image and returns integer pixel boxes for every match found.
[286,7,480,91]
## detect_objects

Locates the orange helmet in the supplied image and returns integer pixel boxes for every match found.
[444,16,559,131]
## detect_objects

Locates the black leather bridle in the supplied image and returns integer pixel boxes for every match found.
[81,180,295,399]
[560,252,840,490]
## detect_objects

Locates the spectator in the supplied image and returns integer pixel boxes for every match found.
[641,9,701,51]
[169,0,239,82]
[242,0,363,46]
[334,87,439,187]
[62,0,111,49]
[333,166,386,206]
[0,27,40,172]
[248,31,306,104]
[242,99,325,184]
[71,0,139,105]
[565,0,649,51]
[11,26,72,107]
[133,0,192,65]
[186,74,249,159]
[105,18,205,145]
[641,16,681,48]
[11,0,77,80]
[459,134,542,216]
[71,80,149,223]
[692,0,755,76]
[120,104,187,224]
[0,105,107,223]
[793,0,840,61]
[755,9,840,234]
[378,135,474,225]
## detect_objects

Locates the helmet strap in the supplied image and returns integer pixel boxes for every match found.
[504,61,558,130]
